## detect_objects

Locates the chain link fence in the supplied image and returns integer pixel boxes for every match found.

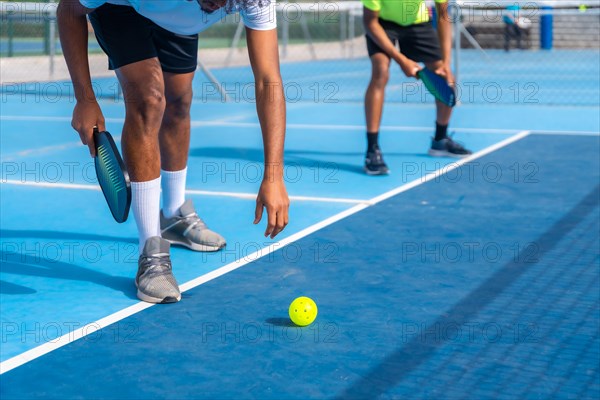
[1,0,599,105]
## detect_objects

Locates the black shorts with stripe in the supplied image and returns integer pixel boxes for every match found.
[366,18,442,63]
[88,3,199,73]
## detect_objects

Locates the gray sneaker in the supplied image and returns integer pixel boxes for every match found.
[136,236,181,304]
[160,199,226,252]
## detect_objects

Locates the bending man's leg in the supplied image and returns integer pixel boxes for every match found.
[158,71,227,251]
[159,71,194,218]
[116,58,166,251]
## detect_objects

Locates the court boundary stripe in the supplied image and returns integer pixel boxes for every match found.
[0,115,520,133]
[0,130,530,375]
[0,120,521,161]
[0,180,370,205]
[1,114,597,135]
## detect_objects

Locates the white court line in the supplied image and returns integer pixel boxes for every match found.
[185,189,368,205]
[0,116,123,123]
[1,181,100,191]
[528,130,600,137]
[0,118,523,161]
[2,140,91,162]
[369,130,531,204]
[0,129,531,375]
[0,302,156,375]
[191,120,526,134]
[0,180,369,205]
[1,115,598,135]
[198,122,597,136]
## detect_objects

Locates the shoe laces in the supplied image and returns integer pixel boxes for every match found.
[173,212,208,237]
[445,132,468,151]
[181,212,207,230]
[163,212,208,234]
[140,253,172,274]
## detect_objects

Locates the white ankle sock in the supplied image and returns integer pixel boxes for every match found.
[161,167,187,218]
[131,177,162,253]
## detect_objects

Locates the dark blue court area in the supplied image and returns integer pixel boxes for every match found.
[1,54,599,398]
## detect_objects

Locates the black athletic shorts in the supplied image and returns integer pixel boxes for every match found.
[88,3,199,73]
[366,18,442,63]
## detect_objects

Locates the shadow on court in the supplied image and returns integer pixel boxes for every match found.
[0,229,137,244]
[1,252,137,299]
[0,280,37,295]
[0,229,139,299]
[189,146,430,175]
[265,317,296,327]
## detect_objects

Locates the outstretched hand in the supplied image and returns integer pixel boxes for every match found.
[254,179,290,239]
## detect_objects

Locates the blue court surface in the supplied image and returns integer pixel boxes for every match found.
[1,54,599,399]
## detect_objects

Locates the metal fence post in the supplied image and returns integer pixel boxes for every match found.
[452,0,460,86]
[8,18,14,57]
[49,16,56,78]
[281,1,288,59]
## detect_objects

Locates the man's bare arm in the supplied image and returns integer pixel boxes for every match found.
[57,0,105,156]
[246,27,289,239]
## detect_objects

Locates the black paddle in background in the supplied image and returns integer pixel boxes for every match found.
[93,127,131,223]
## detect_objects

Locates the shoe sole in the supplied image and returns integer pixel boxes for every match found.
[135,282,181,304]
[137,289,181,304]
[428,149,472,158]
[364,167,390,176]
[164,238,226,252]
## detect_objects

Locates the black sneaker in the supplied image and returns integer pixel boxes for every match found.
[428,136,472,158]
[364,147,390,175]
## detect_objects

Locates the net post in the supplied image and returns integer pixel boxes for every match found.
[540,5,553,50]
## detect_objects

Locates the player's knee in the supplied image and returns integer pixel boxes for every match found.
[371,68,389,87]
[139,87,166,113]
[165,90,193,119]
[127,86,166,125]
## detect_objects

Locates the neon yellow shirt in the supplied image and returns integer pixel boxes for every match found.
[361,0,447,26]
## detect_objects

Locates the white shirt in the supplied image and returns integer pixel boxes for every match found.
[79,0,277,35]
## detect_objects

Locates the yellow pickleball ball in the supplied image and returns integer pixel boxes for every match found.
[579,4,587,12]
[289,296,318,326]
